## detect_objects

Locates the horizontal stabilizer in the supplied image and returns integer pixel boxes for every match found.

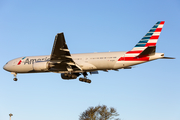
[160,57,175,59]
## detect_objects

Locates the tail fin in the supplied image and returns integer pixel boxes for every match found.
[126,21,165,57]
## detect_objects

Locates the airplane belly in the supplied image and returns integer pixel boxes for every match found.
[113,61,147,69]
[90,60,116,70]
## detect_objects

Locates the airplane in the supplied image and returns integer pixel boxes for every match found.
[3,21,174,83]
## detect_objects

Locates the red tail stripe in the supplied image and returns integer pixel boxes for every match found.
[118,57,149,61]
[118,57,124,61]
[150,35,159,39]
[155,28,162,32]
[160,21,165,24]
[145,43,156,47]
[126,50,143,54]
[124,57,149,61]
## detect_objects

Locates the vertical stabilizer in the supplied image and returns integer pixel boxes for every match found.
[126,21,165,57]
[118,21,165,61]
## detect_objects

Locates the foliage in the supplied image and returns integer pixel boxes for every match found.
[79,105,120,120]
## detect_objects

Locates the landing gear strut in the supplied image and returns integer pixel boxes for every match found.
[79,72,91,83]
[11,72,18,81]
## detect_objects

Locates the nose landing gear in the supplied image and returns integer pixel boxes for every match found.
[11,72,18,81]
[79,72,91,83]
[13,78,18,81]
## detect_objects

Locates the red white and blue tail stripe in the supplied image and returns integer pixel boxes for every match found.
[118,21,165,61]
[129,21,164,56]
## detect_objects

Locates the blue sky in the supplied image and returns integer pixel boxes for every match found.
[0,0,180,120]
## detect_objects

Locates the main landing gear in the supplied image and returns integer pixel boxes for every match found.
[11,72,18,81]
[79,72,91,83]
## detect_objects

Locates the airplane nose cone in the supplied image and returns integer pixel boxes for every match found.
[3,63,11,72]
[3,64,8,71]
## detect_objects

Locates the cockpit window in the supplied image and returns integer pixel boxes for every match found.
[6,62,8,64]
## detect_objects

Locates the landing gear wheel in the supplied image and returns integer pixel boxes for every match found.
[87,79,91,83]
[13,78,18,81]
[83,79,87,82]
[11,72,18,81]
[71,74,77,79]
[64,73,68,77]
[79,72,91,83]
[79,78,91,83]
[79,78,83,81]
[68,74,72,78]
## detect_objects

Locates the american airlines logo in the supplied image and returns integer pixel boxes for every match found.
[17,57,26,65]
[17,57,50,65]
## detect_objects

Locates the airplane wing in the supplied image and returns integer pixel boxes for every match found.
[50,33,82,72]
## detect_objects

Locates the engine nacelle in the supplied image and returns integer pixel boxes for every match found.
[61,73,77,80]
[33,62,49,71]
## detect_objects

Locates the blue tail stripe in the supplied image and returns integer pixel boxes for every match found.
[152,25,158,28]
[132,21,164,49]
[156,21,161,24]
[135,44,146,47]
[142,37,151,39]
[149,29,156,32]
[138,40,148,43]
[145,33,153,36]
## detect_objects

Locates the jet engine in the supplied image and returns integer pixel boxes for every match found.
[33,62,49,71]
[61,73,78,80]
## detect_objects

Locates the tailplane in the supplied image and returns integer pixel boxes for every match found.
[160,57,175,59]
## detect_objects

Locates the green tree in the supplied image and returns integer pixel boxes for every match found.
[79,105,120,120]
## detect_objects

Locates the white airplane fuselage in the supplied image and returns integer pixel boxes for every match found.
[3,51,164,73]
[3,21,173,83]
